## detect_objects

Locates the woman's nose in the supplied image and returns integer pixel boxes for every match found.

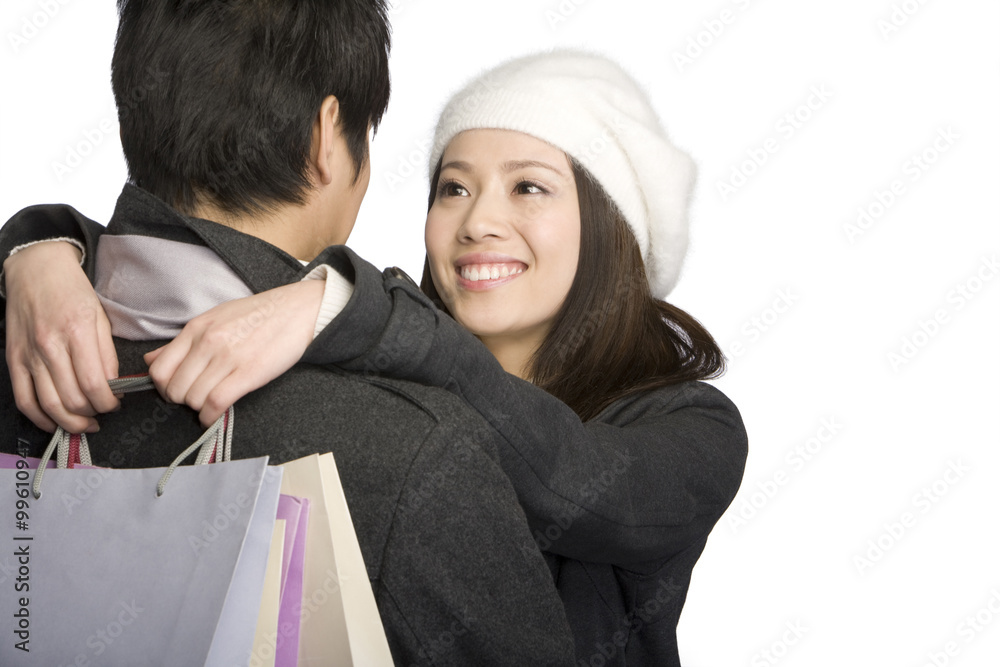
[457,192,509,243]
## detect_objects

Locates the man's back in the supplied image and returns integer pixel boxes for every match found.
[0,335,575,666]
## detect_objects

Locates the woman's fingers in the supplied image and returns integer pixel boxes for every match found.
[4,240,111,432]
[7,357,57,433]
[28,359,98,434]
[65,312,120,415]
[6,303,101,433]
[94,304,121,402]
[178,355,235,415]
[143,346,164,365]
[38,334,98,418]
[146,332,197,404]
[190,364,243,427]
[145,281,323,423]
[198,372,254,427]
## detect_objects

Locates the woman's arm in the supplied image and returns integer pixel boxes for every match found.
[0,203,107,296]
[102,241,746,567]
[0,204,336,430]
[308,248,749,568]
[1,203,335,430]
[3,214,746,566]
[1,205,116,433]
[143,278,326,425]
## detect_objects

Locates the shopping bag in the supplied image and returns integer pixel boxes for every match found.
[0,408,281,666]
[248,495,308,667]
[276,496,303,595]
[276,495,308,667]
[251,519,286,667]
[208,464,284,665]
[279,453,393,666]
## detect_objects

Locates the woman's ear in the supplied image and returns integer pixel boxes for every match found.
[311,95,341,186]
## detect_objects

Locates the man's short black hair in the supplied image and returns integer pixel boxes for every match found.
[112,0,391,216]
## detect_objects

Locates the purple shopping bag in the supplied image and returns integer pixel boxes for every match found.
[260,495,309,667]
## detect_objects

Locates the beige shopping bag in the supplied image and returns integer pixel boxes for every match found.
[250,520,286,667]
[280,453,393,666]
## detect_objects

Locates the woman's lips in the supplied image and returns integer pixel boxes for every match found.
[459,263,524,281]
[454,256,528,291]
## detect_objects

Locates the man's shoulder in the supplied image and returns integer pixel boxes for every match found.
[266,362,485,429]
[233,362,498,461]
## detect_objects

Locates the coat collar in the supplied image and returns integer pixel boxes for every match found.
[106,184,308,294]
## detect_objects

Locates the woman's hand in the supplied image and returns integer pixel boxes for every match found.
[144,279,324,427]
[4,241,120,433]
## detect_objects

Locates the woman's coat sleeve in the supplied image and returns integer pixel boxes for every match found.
[305,247,749,569]
[0,204,105,308]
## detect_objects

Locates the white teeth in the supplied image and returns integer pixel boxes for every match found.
[460,263,525,282]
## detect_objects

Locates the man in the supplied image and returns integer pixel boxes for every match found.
[0,1,574,665]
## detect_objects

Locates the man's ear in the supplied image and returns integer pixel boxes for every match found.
[312,95,341,186]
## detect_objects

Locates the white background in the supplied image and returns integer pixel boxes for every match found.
[2,1,999,665]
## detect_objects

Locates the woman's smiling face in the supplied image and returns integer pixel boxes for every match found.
[425,129,581,360]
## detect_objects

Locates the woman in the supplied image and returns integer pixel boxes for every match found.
[2,51,747,665]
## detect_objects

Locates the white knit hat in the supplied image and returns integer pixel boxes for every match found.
[428,49,696,298]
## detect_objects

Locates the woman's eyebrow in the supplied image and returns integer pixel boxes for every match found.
[440,160,473,172]
[501,159,567,176]
[441,158,569,177]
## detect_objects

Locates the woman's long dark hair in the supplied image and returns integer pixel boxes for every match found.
[422,157,725,421]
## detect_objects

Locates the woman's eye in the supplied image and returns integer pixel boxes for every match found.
[438,181,468,197]
[515,180,546,195]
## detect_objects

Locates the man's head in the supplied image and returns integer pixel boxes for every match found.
[111,0,391,228]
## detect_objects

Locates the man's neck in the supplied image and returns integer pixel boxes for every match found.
[191,198,346,262]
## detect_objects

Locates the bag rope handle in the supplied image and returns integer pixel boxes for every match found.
[156,408,233,497]
[32,375,234,499]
